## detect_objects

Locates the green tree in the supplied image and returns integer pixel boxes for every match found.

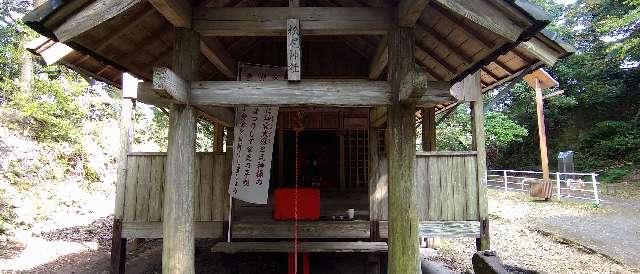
[491,0,640,181]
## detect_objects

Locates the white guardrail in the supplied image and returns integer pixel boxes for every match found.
[488,170,600,205]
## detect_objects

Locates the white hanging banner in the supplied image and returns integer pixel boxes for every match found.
[229,106,279,204]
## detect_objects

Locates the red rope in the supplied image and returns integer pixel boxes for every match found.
[293,112,303,274]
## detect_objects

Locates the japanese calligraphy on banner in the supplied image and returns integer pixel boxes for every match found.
[238,62,287,82]
[229,106,279,204]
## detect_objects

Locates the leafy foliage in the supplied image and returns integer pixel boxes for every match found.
[486,0,640,182]
[8,72,88,142]
[436,105,528,165]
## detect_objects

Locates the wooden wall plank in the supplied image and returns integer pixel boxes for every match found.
[464,155,478,220]
[148,156,165,222]
[193,154,202,221]
[135,156,151,222]
[124,156,139,222]
[427,155,440,221]
[200,154,214,221]
[212,154,227,220]
[452,156,465,220]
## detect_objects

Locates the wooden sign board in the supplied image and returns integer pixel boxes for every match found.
[524,69,559,90]
[287,18,301,81]
[450,71,482,102]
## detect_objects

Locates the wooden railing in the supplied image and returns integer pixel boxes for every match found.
[415,151,485,222]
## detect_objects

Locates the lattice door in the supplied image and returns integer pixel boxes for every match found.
[344,130,369,188]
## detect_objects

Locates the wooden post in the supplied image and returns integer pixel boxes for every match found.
[214,122,224,152]
[534,78,550,183]
[112,72,137,274]
[468,72,490,251]
[387,24,420,274]
[163,28,199,274]
[421,107,436,151]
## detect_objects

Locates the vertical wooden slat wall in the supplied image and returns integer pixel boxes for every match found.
[121,153,230,223]
[415,153,480,222]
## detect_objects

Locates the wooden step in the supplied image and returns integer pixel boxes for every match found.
[212,241,388,254]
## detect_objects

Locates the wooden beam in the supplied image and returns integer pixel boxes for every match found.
[493,59,516,75]
[368,36,388,80]
[54,0,142,42]
[148,0,239,80]
[519,38,560,66]
[430,4,494,48]
[36,41,74,65]
[415,24,473,64]
[97,6,156,52]
[398,69,428,102]
[212,242,388,253]
[189,80,452,106]
[153,67,189,104]
[193,7,391,36]
[195,106,235,127]
[398,0,430,27]
[163,28,199,274]
[148,0,192,27]
[138,82,235,126]
[200,38,238,79]
[387,24,420,274]
[431,0,523,42]
[415,44,457,74]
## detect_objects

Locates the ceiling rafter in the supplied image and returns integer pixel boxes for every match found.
[150,0,238,78]
[75,5,158,67]
[415,22,473,64]
[415,40,457,75]
[429,3,495,49]
[492,59,515,75]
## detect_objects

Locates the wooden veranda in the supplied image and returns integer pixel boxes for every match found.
[24,0,573,273]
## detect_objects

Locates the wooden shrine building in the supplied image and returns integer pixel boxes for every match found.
[24,0,574,273]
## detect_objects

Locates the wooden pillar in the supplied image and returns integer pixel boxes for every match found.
[111,73,138,274]
[421,107,436,151]
[162,28,199,274]
[468,72,490,251]
[534,78,550,183]
[387,24,420,274]
[213,122,224,153]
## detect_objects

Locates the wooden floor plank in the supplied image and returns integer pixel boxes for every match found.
[211,241,388,253]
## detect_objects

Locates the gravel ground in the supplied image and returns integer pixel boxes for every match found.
[426,189,639,273]
[2,189,639,273]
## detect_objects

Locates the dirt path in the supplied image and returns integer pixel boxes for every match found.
[429,190,639,273]
[2,189,639,273]
[535,195,640,269]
